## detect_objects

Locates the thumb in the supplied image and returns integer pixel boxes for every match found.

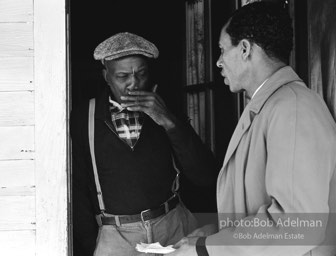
[173,237,188,249]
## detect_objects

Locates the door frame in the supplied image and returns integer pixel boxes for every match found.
[34,0,70,255]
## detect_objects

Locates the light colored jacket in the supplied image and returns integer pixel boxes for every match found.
[206,66,336,256]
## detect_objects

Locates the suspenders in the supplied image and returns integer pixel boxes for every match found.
[88,98,180,215]
[88,99,106,214]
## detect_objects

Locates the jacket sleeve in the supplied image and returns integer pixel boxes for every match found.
[165,117,220,187]
[71,107,98,256]
[205,88,336,255]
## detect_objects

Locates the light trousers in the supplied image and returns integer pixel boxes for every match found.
[93,204,198,256]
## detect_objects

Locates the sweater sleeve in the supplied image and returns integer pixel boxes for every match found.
[165,117,219,187]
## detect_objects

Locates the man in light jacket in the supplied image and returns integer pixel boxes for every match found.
[169,2,336,256]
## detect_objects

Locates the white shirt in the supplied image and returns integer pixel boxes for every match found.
[251,78,269,99]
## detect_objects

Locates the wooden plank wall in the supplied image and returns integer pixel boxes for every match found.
[34,0,68,255]
[0,0,68,255]
[0,0,35,255]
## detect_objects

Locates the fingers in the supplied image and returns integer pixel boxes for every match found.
[120,93,166,110]
[128,84,158,94]
[119,89,172,129]
[122,104,147,112]
[127,90,153,96]
[173,237,189,249]
[187,231,199,238]
[123,88,166,105]
[126,89,163,102]
[120,95,155,103]
[120,99,156,109]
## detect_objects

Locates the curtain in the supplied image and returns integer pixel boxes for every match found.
[309,0,336,120]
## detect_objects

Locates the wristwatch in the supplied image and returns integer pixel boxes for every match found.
[196,236,209,256]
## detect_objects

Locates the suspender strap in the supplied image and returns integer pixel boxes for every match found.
[88,99,106,213]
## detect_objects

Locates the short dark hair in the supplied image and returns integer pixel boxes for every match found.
[226,2,293,64]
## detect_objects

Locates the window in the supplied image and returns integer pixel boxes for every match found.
[184,0,215,152]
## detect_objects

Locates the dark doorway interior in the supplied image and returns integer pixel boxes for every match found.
[70,0,185,115]
[70,0,217,214]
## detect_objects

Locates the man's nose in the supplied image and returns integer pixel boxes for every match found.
[127,74,139,90]
[216,58,223,68]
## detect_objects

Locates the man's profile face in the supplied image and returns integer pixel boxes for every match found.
[103,56,150,102]
[216,26,245,93]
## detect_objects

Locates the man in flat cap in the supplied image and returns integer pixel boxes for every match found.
[70,32,218,256]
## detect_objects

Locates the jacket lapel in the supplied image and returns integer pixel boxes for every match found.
[222,106,252,168]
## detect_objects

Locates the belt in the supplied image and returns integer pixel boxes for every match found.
[97,195,180,226]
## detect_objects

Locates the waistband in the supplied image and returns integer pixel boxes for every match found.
[96,194,180,226]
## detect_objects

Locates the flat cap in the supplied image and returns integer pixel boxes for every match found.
[94,32,159,62]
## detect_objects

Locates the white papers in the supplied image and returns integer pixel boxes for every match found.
[135,242,175,254]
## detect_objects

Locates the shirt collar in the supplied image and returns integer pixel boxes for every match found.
[247,66,303,114]
[109,96,125,113]
[251,78,269,99]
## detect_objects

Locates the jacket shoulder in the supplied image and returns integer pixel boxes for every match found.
[266,81,321,111]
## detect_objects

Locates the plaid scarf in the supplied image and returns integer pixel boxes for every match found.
[109,97,144,149]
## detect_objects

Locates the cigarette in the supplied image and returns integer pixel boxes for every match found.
[152,84,158,93]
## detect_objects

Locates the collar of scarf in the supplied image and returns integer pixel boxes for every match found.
[108,96,144,120]
[109,96,126,114]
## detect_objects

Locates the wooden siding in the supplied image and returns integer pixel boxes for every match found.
[34,0,68,255]
[0,0,68,255]
[0,160,35,231]
[0,231,35,256]
[0,126,34,160]
[0,0,33,22]
[0,0,36,255]
[0,23,33,57]
[0,92,34,126]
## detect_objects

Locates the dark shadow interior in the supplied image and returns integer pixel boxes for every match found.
[70,0,240,214]
[70,0,185,115]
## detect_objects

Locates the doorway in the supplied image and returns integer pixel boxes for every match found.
[70,0,186,114]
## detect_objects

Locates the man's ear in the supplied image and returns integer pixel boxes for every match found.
[241,39,252,60]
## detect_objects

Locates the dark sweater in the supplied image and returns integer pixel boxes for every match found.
[70,88,218,256]
[95,114,177,214]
